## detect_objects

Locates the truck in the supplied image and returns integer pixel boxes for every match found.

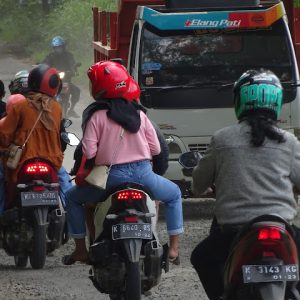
[92,0,300,197]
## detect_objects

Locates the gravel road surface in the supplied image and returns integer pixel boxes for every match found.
[0,46,211,300]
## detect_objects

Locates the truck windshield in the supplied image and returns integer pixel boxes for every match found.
[139,19,297,109]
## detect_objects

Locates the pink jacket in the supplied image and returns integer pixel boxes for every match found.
[82,110,161,165]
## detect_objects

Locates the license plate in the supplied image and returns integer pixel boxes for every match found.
[242,264,299,283]
[112,223,152,240]
[21,191,59,207]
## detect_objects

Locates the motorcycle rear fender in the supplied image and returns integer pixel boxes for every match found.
[255,281,286,300]
[33,207,49,226]
[94,192,157,240]
[123,238,142,263]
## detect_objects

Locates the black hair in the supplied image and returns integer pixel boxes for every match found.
[0,80,5,97]
[240,109,285,147]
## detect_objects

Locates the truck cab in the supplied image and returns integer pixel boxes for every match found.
[93,0,300,197]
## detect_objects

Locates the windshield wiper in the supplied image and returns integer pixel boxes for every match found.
[144,81,234,92]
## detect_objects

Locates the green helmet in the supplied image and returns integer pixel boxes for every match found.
[233,69,283,120]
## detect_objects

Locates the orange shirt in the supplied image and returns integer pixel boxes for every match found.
[0,98,63,181]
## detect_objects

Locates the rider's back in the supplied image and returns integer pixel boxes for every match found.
[197,121,300,225]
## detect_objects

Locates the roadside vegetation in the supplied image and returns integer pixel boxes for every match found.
[0,0,117,84]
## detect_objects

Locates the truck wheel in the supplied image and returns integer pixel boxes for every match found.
[29,225,47,269]
[14,255,28,268]
[125,261,141,300]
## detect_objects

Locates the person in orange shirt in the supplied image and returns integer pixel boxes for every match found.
[0,64,63,209]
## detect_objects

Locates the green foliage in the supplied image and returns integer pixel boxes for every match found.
[0,0,117,84]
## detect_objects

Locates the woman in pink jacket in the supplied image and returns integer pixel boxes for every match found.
[62,61,183,265]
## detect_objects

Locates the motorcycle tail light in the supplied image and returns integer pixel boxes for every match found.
[258,227,281,240]
[32,186,46,192]
[124,216,138,223]
[25,163,50,174]
[18,160,58,185]
[115,189,146,201]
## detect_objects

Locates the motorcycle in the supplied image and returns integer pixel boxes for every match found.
[179,151,300,300]
[57,63,81,118]
[88,182,169,300]
[57,70,72,117]
[0,120,80,269]
[0,157,64,269]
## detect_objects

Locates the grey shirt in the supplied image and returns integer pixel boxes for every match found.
[192,122,300,225]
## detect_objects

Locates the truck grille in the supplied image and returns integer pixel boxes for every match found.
[188,144,209,154]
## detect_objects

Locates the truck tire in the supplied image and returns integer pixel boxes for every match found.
[29,225,47,269]
[14,255,28,268]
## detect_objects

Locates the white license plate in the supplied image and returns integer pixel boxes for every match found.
[21,191,59,207]
[112,223,152,240]
[242,264,299,283]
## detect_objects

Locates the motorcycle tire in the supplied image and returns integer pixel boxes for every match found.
[14,255,28,268]
[29,225,47,269]
[109,295,125,300]
[62,221,69,245]
[125,261,141,300]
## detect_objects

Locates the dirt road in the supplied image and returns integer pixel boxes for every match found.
[0,46,210,299]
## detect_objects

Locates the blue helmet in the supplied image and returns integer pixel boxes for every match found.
[51,36,65,48]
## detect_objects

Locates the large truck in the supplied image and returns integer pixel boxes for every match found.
[92,0,300,197]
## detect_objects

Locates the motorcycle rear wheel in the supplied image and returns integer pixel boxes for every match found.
[125,261,141,300]
[14,255,28,268]
[29,225,47,269]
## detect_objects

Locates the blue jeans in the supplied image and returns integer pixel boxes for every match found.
[0,164,72,215]
[65,160,183,239]
[57,166,73,207]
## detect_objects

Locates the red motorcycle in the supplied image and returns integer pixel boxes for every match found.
[179,151,300,300]
[223,214,300,300]
[0,158,66,269]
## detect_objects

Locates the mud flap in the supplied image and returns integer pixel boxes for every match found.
[33,207,49,226]
[255,282,286,300]
[123,239,142,263]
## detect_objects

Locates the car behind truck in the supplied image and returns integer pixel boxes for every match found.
[92,0,300,197]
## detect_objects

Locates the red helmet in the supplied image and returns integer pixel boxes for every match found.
[123,77,141,102]
[28,64,60,97]
[87,61,131,99]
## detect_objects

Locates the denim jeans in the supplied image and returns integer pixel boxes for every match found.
[57,166,73,207]
[0,164,72,215]
[65,159,183,239]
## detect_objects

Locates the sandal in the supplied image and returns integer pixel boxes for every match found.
[169,254,180,266]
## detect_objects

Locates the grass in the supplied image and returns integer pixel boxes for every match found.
[0,0,117,86]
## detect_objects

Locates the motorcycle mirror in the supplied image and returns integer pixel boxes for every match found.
[61,132,80,146]
[62,118,72,128]
[178,151,202,169]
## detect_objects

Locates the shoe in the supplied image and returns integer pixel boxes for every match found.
[68,110,80,118]
[169,254,180,266]
[62,254,90,265]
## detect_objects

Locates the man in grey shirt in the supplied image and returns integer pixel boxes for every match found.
[190,70,300,300]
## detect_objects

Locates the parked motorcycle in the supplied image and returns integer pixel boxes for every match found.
[88,182,169,300]
[179,151,300,300]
